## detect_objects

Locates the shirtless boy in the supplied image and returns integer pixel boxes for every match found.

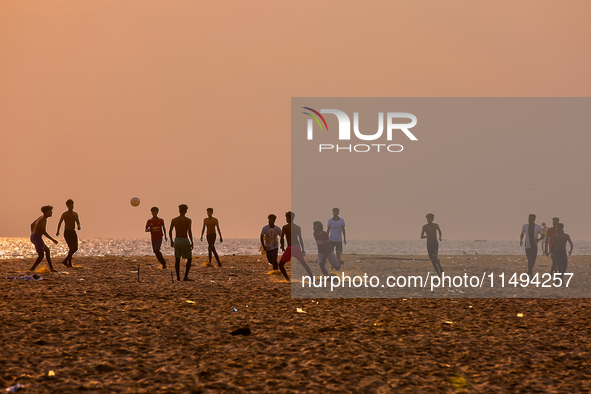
[29,205,59,272]
[550,223,573,276]
[56,199,81,267]
[421,213,443,277]
[145,206,167,268]
[200,207,223,267]
[280,211,313,282]
[169,204,194,281]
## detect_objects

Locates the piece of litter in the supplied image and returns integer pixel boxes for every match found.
[296,308,306,314]
[4,383,25,393]
[517,313,524,318]
[444,321,453,325]
[233,308,238,312]
[186,300,195,304]
[48,370,55,377]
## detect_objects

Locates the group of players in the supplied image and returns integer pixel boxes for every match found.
[27,201,574,283]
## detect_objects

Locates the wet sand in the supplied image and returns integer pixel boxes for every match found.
[2,254,591,393]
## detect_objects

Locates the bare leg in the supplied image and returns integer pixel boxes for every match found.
[298,259,313,277]
[278,260,290,282]
[183,258,193,281]
[212,247,221,267]
[175,258,181,281]
[155,250,166,268]
[45,248,57,272]
[29,252,45,272]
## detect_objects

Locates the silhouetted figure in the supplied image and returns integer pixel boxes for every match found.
[145,206,167,268]
[169,204,193,281]
[313,221,341,276]
[327,207,346,267]
[200,207,223,267]
[544,217,560,274]
[550,223,573,277]
[29,206,58,272]
[260,214,281,272]
[421,213,443,277]
[540,222,548,255]
[520,214,544,279]
[56,199,81,267]
[280,211,313,282]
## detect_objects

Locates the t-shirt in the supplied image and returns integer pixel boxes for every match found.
[327,218,345,242]
[521,223,543,249]
[314,231,331,254]
[146,218,165,242]
[261,225,281,249]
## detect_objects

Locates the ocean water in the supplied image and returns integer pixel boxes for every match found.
[2,238,591,260]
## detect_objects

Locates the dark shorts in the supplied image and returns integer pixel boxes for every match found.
[330,241,343,252]
[152,237,163,253]
[64,230,78,247]
[30,234,46,255]
[554,251,568,270]
[207,233,216,246]
[427,242,439,258]
[526,246,538,263]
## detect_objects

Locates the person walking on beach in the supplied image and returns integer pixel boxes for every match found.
[544,217,560,274]
[549,223,573,277]
[279,211,313,282]
[29,205,59,273]
[145,207,167,269]
[200,207,223,267]
[420,213,443,277]
[327,207,346,267]
[520,214,544,279]
[169,204,194,281]
[540,222,548,255]
[56,199,81,267]
[260,214,281,273]
[313,221,341,276]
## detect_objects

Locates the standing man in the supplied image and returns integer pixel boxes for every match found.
[29,205,59,273]
[520,214,544,279]
[56,199,81,267]
[279,211,313,282]
[420,213,443,277]
[200,207,223,267]
[145,206,167,269]
[260,214,282,273]
[327,207,346,267]
[169,204,193,281]
[550,223,573,276]
[544,217,560,274]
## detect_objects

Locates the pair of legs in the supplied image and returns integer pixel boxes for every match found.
[151,238,167,268]
[61,230,78,267]
[174,238,192,281]
[29,234,56,272]
[279,245,313,282]
[427,242,443,277]
[554,251,568,277]
[318,251,341,276]
[549,252,557,275]
[329,241,344,267]
[207,234,221,267]
[525,246,538,279]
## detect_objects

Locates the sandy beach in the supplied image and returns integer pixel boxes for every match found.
[2,254,591,393]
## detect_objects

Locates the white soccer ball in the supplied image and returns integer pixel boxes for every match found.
[130,197,141,207]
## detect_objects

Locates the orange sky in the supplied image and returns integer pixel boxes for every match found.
[1,1,590,239]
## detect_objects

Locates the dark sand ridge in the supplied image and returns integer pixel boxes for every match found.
[2,255,591,393]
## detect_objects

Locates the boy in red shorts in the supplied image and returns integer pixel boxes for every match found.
[145,206,167,268]
[280,211,313,282]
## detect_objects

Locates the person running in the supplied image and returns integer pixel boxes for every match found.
[313,221,341,276]
[279,211,313,282]
[420,213,443,277]
[544,217,560,274]
[260,214,281,273]
[520,214,544,279]
[145,206,167,268]
[29,205,59,273]
[327,207,346,267]
[56,199,81,267]
[169,204,194,281]
[550,223,573,277]
[200,207,223,267]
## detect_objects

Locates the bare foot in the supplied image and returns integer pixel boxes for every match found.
[183,277,194,282]
[50,269,58,273]
[217,262,222,267]
[61,260,68,267]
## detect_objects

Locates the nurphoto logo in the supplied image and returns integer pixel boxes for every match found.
[302,107,418,153]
